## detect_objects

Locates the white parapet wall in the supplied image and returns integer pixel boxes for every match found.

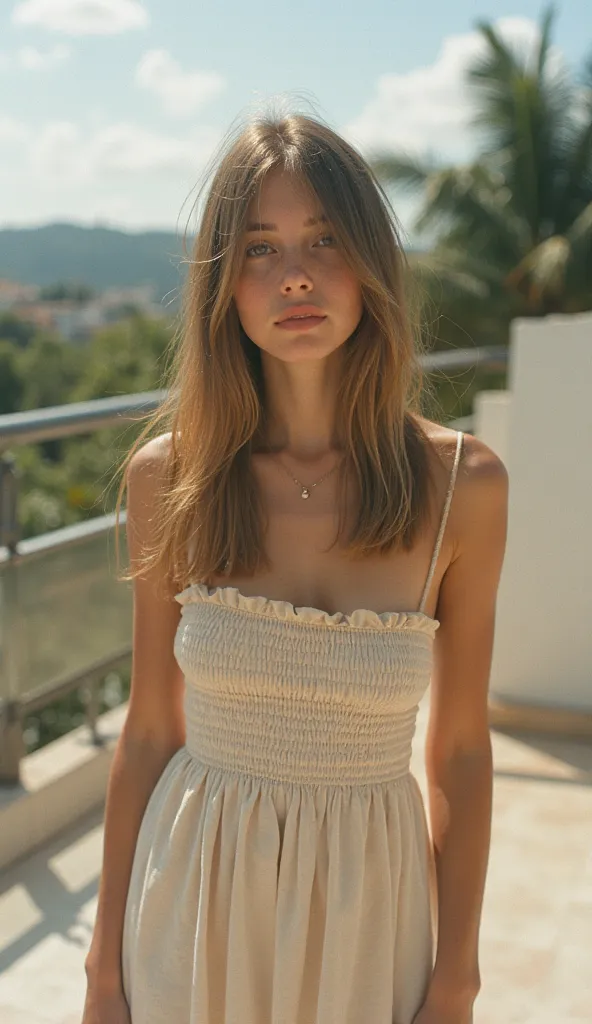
[475,312,592,715]
[0,703,126,871]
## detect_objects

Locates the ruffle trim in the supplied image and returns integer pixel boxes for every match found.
[174,582,440,634]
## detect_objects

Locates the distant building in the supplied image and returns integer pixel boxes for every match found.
[1,278,170,341]
[0,279,40,311]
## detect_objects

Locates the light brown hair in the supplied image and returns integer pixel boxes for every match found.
[112,105,439,597]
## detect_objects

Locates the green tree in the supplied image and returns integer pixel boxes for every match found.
[371,4,592,347]
[17,334,86,412]
[0,310,174,750]
[39,281,96,302]
[61,313,174,519]
[70,312,173,401]
[0,340,25,413]
[6,313,173,537]
[0,312,37,349]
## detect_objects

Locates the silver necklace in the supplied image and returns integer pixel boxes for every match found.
[274,454,342,499]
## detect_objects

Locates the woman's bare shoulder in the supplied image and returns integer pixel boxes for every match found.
[128,431,173,473]
[416,415,507,484]
[416,417,508,564]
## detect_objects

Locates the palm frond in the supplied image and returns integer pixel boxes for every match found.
[506,235,570,308]
[554,51,592,231]
[368,153,431,193]
[535,4,556,78]
[407,251,490,301]
[420,246,506,289]
[471,22,517,80]
[412,164,528,261]
[466,9,572,241]
[564,201,592,304]
[558,117,592,227]
[566,200,592,247]
[367,9,592,325]
[406,249,513,349]
[582,52,592,92]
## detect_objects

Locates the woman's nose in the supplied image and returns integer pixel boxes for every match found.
[280,261,314,290]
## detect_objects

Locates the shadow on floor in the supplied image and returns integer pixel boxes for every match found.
[0,806,104,976]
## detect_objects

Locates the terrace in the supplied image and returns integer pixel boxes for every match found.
[1,319,590,1024]
[1,696,591,1024]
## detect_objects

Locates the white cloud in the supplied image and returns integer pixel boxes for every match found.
[0,116,32,146]
[0,115,222,229]
[29,121,82,178]
[17,44,71,69]
[12,0,149,36]
[22,118,221,182]
[87,121,220,175]
[0,113,224,229]
[135,50,227,119]
[343,16,544,163]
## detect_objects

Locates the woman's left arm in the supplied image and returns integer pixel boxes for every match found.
[417,437,509,1023]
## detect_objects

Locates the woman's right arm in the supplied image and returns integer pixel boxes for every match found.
[82,435,186,1019]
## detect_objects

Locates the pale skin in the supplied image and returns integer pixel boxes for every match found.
[82,168,508,1024]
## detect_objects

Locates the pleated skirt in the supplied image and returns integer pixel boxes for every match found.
[121,746,436,1024]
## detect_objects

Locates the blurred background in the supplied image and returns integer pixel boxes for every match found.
[0,2,591,1022]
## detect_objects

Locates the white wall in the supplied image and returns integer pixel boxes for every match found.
[475,312,592,712]
[473,390,511,469]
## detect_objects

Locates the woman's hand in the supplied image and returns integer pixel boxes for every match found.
[81,981,131,1024]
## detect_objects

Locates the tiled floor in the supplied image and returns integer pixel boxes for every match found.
[0,692,590,1024]
[413,708,592,1024]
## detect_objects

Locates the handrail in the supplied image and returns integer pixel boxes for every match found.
[0,345,508,781]
[0,509,126,566]
[0,391,166,452]
[0,346,507,451]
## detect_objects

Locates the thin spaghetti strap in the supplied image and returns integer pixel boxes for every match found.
[417,430,464,614]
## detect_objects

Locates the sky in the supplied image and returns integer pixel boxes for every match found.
[1,0,591,239]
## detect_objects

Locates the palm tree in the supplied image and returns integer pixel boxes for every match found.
[370,5,592,347]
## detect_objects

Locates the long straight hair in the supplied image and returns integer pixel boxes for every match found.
[112,106,440,597]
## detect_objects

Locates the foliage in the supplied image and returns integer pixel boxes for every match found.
[371,4,592,348]
[0,340,25,413]
[0,311,38,349]
[23,669,131,753]
[39,281,96,302]
[17,334,87,411]
[1,312,175,753]
[0,312,175,539]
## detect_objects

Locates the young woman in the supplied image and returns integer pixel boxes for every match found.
[82,110,508,1024]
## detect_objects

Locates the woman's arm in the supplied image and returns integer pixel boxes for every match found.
[421,436,509,1016]
[84,437,186,995]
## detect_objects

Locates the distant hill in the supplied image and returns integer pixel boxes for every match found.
[0,223,195,305]
[0,223,426,311]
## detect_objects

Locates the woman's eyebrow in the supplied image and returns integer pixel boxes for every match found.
[245,214,328,232]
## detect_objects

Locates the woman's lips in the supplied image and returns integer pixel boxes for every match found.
[276,316,327,331]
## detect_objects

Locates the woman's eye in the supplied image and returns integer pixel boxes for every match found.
[245,234,335,258]
[246,241,272,258]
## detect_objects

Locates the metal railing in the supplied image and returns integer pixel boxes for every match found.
[0,346,508,782]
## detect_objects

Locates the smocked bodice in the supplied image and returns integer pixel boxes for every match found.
[173,583,439,787]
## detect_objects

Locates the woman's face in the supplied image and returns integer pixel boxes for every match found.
[232,168,364,363]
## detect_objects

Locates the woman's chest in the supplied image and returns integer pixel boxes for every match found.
[210,508,437,618]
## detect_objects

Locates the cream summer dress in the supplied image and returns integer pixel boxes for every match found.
[121,430,465,1024]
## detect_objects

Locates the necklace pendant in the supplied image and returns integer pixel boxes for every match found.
[301,487,310,499]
